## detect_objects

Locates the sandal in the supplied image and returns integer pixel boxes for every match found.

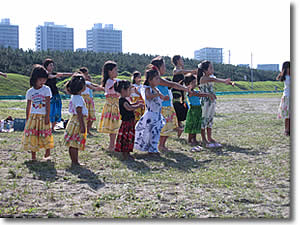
[190,146,202,152]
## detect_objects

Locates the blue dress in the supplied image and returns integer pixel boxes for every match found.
[134,86,166,153]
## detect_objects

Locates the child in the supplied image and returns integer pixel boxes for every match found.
[0,72,7,78]
[43,58,73,133]
[64,74,88,166]
[98,61,121,151]
[276,61,290,136]
[171,55,197,128]
[134,65,168,155]
[130,71,145,123]
[198,60,234,148]
[183,74,216,148]
[79,67,104,136]
[114,80,144,160]
[152,59,182,151]
[21,65,54,161]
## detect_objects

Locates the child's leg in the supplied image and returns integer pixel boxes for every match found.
[51,121,57,132]
[31,151,36,161]
[44,149,51,158]
[159,136,169,150]
[109,134,116,150]
[201,128,209,144]
[285,118,290,135]
[207,127,216,143]
[87,121,93,134]
[69,147,79,165]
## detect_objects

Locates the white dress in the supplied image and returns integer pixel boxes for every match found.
[199,82,216,128]
[134,86,166,153]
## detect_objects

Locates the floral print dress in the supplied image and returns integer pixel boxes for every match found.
[199,82,216,129]
[134,87,166,153]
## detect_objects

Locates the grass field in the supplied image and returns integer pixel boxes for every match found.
[0,93,290,218]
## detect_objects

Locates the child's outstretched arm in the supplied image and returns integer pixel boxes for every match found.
[26,100,31,121]
[76,107,86,134]
[174,68,197,75]
[203,76,235,86]
[191,91,217,101]
[159,77,189,92]
[45,96,50,125]
[87,83,104,92]
[123,101,143,112]
[0,72,7,78]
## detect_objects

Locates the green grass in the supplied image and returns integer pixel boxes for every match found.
[0,73,283,96]
[0,94,290,218]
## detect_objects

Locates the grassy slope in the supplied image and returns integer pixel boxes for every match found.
[0,74,284,96]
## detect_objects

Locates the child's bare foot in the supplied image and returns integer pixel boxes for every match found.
[158,146,169,152]
[177,127,184,138]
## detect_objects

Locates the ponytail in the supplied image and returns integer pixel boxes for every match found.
[276,61,290,82]
[197,60,211,85]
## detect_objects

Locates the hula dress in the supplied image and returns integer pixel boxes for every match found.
[157,85,179,136]
[184,91,203,134]
[115,98,135,153]
[98,79,121,134]
[134,86,166,153]
[172,72,188,123]
[22,85,54,152]
[199,82,216,129]
[278,75,290,119]
[64,95,88,151]
[130,83,145,122]
[81,81,96,122]
[45,74,62,123]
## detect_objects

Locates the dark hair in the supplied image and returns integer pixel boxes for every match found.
[30,64,48,88]
[43,58,54,70]
[114,80,131,93]
[102,61,117,87]
[276,61,290,82]
[65,74,86,95]
[183,73,196,86]
[144,64,159,86]
[172,55,181,66]
[151,56,164,70]
[197,60,211,85]
[79,67,88,74]
[132,71,141,84]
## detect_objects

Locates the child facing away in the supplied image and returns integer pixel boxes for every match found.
[183,74,216,149]
[130,71,145,123]
[276,61,290,136]
[21,64,54,161]
[197,60,234,148]
[64,74,88,166]
[134,65,168,155]
[79,67,104,136]
[98,61,121,151]
[114,80,144,160]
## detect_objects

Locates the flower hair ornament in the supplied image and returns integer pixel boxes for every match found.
[152,65,158,71]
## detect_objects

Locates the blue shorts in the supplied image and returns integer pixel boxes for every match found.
[50,94,62,123]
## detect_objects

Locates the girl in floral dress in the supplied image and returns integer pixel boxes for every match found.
[134,65,168,154]
[198,60,234,148]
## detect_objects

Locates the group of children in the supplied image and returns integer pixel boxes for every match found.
[18,57,290,166]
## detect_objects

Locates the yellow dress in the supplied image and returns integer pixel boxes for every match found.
[81,94,96,121]
[131,95,145,122]
[64,115,87,151]
[22,114,54,152]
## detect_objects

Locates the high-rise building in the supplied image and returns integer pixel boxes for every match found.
[0,18,19,49]
[87,23,122,53]
[257,64,279,71]
[194,47,223,64]
[35,22,74,51]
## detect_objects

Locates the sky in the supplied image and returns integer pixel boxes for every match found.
[1,0,291,68]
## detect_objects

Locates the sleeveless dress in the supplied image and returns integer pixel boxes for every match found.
[184,91,203,134]
[278,75,290,119]
[134,87,166,153]
[199,82,216,129]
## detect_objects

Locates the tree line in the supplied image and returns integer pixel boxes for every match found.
[0,47,277,81]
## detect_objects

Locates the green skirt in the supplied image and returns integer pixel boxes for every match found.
[184,105,202,134]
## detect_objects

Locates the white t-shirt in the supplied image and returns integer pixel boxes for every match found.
[68,95,88,116]
[26,85,52,115]
[283,75,290,97]
[81,81,91,95]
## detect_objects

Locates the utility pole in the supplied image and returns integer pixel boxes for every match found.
[251,52,253,89]
[228,50,231,64]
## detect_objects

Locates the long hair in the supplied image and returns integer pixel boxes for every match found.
[102,61,117,87]
[171,55,181,66]
[151,56,164,70]
[43,58,54,71]
[183,73,196,86]
[144,64,159,86]
[30,64,48,88]
[132,71,141,84]
[197,60,211,85]
[276,61,290,82]
[65,74,86,95]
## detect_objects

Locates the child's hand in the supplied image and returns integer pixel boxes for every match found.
[45,116,50,125]
[163,95,170,101]
[225,78,232,85]
[231,82,235,87]
[138,103,144,108]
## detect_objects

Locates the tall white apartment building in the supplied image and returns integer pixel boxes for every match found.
[0,18,19,49]
[87,23,122,53]
[35,22,74,51]
[194,47,223,64]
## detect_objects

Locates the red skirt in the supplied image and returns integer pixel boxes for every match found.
[115,119,135,153]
